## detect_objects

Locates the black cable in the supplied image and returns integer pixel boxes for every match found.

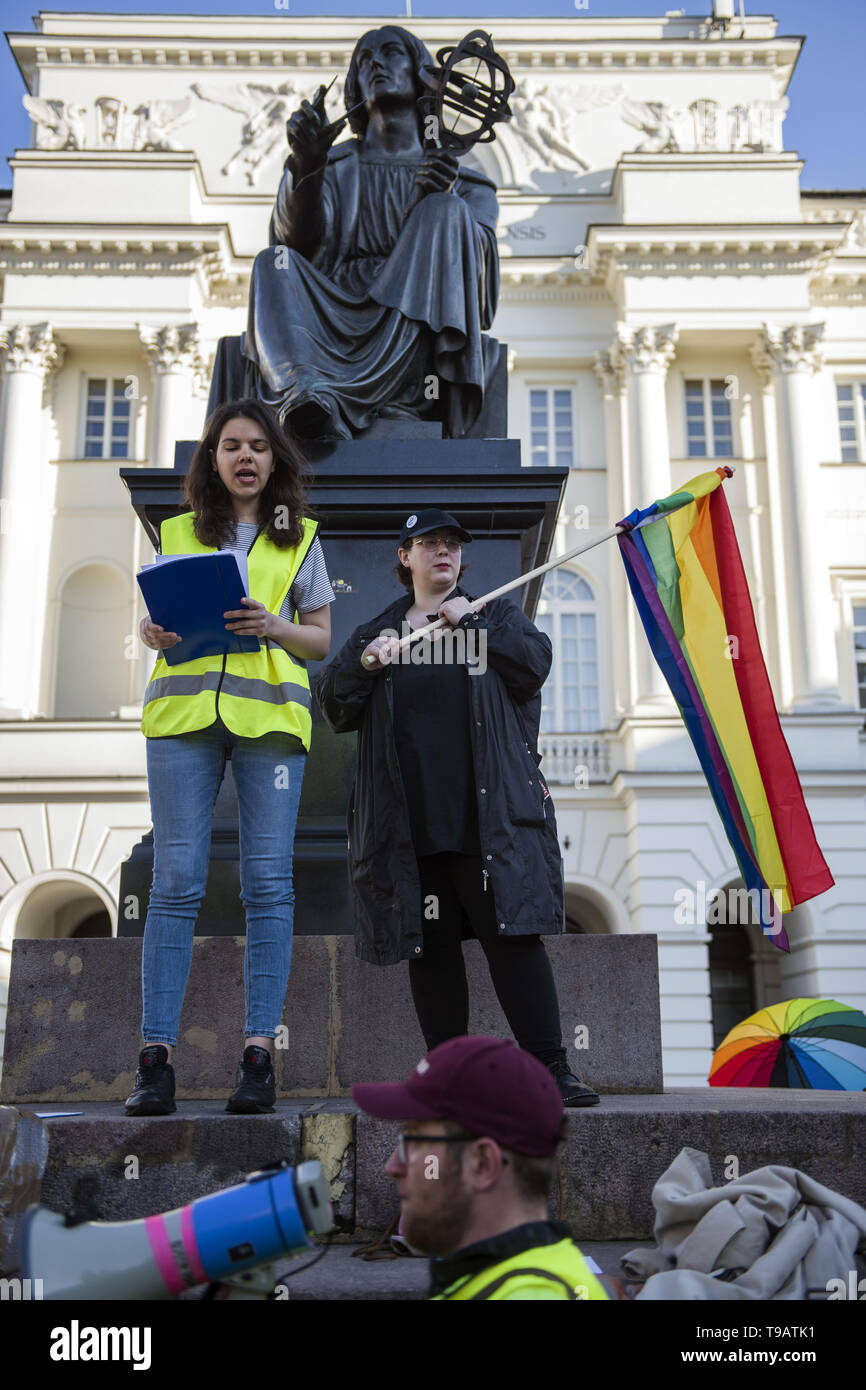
[268,1231,335,1292]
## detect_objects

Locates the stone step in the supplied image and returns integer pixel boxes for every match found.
[0,934,663,1102]
[23,1089,866,1248]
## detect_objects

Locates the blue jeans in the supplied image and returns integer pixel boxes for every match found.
[141,718,306,1046]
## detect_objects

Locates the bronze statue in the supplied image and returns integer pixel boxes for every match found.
[242,26,503,440]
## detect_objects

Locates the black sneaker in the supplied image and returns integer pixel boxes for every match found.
[124,1045,176,1116]
[548,1061,600,1108]
[225,1045,276,1114]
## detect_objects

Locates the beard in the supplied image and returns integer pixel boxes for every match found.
[401,1169,475,1256]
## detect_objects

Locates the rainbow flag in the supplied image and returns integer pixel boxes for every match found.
[617,467,834,953]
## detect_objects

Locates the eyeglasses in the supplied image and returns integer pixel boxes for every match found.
[395,1132,508,1165]
[413,536,463,552]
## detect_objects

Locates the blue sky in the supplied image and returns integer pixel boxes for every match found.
[2,1,863,188]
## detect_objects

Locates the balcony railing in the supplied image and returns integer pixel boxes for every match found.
[539,732,616,784]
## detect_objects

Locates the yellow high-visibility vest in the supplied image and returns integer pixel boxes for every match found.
[141,511,318,745]
[430,1237,610,1300]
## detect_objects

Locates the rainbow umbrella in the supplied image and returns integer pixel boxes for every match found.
[709,998,866,1089]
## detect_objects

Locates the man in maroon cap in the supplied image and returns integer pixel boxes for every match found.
[352,1035,610,1300]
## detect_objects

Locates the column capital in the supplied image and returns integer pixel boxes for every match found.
[0,322,65,376]
[138,322,207,388]
[614,322,679,376]
[752,322,825,381]
[593,348,627,396]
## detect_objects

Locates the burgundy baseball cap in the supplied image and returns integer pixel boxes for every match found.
[351,1035,564,1157]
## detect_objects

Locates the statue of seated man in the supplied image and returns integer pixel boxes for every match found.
[243,25,501,440]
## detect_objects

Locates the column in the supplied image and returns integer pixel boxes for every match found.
[615,322,679,709]
[749,345,794,708]
[0,323,65,718]
[751,324,840,707]
[138,324,206,469]
[593,348,631,718]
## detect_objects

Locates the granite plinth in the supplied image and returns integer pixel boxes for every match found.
[0,934,663,1102]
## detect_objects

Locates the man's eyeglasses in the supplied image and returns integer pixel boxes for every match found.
[413,536,463,552]
[395,1131,508,1165]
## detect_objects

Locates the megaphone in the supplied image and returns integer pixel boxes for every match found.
[20,1159,333,1300]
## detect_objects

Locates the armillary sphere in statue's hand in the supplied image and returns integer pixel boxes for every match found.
[417,29,515,155]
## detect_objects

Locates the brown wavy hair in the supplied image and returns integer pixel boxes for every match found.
[183,398,312,549]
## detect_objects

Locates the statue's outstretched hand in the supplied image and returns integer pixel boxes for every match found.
[285,84,346,181]
[411,148,459,200]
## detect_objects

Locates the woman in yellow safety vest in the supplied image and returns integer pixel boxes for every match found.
[125,398,333,1118]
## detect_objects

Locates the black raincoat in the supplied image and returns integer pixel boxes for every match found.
[315,587,565,966]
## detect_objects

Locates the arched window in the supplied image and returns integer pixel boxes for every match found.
[709,919,757,1050]
[708,880,809,1050]
[564,888,612,936]
[12,881,112,940]
[54,564,130,717]
[535,569,600,731]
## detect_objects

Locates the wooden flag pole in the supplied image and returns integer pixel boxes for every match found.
[361,468,736,666]
[362,524,624,665]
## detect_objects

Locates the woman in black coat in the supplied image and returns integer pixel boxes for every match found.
[315,508,599,1106]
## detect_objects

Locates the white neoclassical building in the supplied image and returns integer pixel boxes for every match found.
[1,7,864,1085]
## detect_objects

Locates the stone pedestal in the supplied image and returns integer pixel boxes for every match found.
[0,933,664,1101]
[118,438,566,935]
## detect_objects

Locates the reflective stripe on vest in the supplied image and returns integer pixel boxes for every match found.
[144,671,312,710]
[141,512,317,744]
[431,1239,609,1301]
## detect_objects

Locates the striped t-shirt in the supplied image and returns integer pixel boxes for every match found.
[228,521,334,618]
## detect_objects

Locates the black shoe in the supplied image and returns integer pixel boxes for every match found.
[124,1045,176,1116]
[548,1061,600,1108]
[226,1045,276,1114]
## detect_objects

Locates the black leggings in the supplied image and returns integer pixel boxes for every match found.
[408,853,567,1070]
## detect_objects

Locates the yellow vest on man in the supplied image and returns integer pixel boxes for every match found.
[431,1237,610,1301]
[141,511,317,745]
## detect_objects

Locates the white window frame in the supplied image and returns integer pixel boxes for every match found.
[835,380,866,463]
[683,376,736,459]
[527,384,578,469]
[535,568,602,732]
[79,374,136,460]
[855,600,866,714]
[831,573,866,713]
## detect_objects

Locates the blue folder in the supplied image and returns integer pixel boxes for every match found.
[137,553,261,667]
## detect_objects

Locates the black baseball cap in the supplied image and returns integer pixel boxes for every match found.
[398,508,473,549]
